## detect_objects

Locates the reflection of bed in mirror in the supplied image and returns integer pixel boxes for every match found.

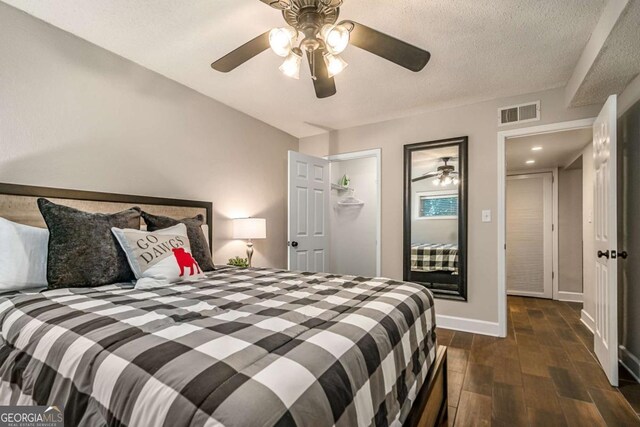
[411,243,458,273]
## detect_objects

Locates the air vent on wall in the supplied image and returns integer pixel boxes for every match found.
[498,101,540,126]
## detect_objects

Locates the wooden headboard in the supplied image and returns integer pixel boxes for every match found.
[0,183,213,249]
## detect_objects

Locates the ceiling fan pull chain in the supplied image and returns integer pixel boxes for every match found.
[311,51,317,81]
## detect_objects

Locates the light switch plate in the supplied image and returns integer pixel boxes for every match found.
[482,210,492,223]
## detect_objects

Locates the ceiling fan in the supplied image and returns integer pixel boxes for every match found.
[211,0,431,99]
[412,157,460,186]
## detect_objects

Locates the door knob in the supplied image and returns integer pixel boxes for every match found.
[597,250,610,259]
[619,251,628,259]
[290,241,299,247]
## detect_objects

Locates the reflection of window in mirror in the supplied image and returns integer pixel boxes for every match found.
[416,192,458,219]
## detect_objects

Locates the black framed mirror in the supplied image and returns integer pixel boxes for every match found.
[404,137,468,301]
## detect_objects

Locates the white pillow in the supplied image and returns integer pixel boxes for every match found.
[0,217,48,291]
[111,223,204,289]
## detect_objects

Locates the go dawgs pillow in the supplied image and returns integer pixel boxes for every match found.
[111,223,204,289]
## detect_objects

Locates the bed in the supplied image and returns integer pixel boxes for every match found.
[0,183,447,427]
[410,243,458,274]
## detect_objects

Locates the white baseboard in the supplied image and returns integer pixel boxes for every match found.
[619,346,640,383]
[436,314,501,337]
[580,309,595,333]
[556,291,583,302]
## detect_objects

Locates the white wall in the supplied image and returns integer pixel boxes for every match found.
[329,157,377,277]
[0,3,298,269]
[300,87,601,327]
[558,167,583,294]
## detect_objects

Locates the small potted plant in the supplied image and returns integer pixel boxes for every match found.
[227,256,249,268]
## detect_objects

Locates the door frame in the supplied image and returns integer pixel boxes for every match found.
[505,170,557,299]
[325,148,382,277]
[497,118,595,337]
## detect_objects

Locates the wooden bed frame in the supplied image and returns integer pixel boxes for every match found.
[405,346,448,427]
[0,182,447,427]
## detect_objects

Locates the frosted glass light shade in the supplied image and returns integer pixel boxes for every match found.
[279,49,302,79]
[323,53,348,78]
[321,24,350,54]
[269,27,297,57]
[233,218,266,240]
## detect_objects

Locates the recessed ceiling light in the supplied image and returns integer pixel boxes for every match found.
[532,146,543,151]
[526,160,536,164]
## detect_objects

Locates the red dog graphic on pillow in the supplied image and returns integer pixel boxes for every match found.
[172,248,202,277]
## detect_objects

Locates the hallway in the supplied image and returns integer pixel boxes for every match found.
[438,296,640,426]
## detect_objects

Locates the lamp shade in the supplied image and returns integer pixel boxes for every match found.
[232,218,266,240]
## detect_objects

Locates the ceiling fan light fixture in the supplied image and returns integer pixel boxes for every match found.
[432,178,441,186]
[270,0,292,9]
[320,24,350,54]
[279,48,302,79]
[269,26,297,57]
[324,53,348,78]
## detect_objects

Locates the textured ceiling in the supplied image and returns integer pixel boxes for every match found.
[2,0,606,137]
[506,128,592,171]
[412,145,459,175]
[570,1,640,107]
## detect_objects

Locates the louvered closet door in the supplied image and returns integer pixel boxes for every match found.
[506,173,553,298]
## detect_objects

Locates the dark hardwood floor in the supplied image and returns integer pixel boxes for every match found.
[437,296,640,426]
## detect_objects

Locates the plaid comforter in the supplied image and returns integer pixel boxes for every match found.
[0,267,436,427]
[411,244,458,273]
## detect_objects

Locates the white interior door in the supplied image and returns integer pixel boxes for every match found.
[288,151,330,272]
[593,95,618,386]
[506,173,554,298]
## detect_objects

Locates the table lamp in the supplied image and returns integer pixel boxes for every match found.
[232,218,266,267]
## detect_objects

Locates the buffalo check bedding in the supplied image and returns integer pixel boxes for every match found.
[0,267,436,427]
[410,244,459,273]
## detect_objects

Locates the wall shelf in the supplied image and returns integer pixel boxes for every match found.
[331,183,350,191]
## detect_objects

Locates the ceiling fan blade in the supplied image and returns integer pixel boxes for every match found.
[412,172,439,182]
[307,49,337,99]
[412,175,436,183]
[211,32,270,73]
[421,172,440,178]
[343,21,431,72]
[258,0,291,9]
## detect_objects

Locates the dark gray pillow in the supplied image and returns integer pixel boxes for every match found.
[141,211,215,272]
[37,198,141,289]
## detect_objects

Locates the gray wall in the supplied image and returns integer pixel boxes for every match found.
[0,3,298,268]
[300,87,601,324]
[619,98,640,377]
[558,167,583,293]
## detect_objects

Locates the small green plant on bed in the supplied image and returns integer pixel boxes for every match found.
[228,256,249,268]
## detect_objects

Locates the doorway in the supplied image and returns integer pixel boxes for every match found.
[497,118,596,338]
[498,99,622,387]
[326,149,381,277]
[287,149,381,277]
[504,127,592,302]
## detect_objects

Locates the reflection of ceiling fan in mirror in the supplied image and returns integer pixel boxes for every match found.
[211,0,431,98]
[412,157,460,186]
